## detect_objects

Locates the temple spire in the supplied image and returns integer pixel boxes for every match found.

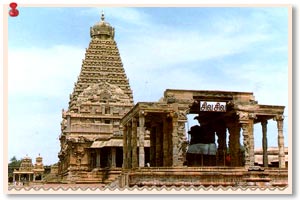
[101,10,105,22]
[72,14,133,109]
[90,10,114,39]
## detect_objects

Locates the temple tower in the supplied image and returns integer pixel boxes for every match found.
[58,12,134,183]
[68,12,133,108]
[13,156,34,184]
[33,154,45,181]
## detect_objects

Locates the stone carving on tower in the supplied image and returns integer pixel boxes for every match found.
[57,12,134,183]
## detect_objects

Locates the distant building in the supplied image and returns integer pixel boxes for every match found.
[255,147,288,168]
[13,155,45,185]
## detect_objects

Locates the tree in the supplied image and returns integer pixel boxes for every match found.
[8,156,22,177]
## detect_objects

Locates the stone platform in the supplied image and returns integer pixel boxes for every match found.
[53,168,122,185]
[117,167,288,188]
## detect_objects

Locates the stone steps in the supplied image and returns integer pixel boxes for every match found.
[75,169,122,184]
[43,174,61,183]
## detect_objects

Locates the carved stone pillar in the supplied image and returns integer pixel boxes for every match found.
[168,119,174,166]
[241,123,250,168]
[228,124,240,166]
[139,111,145,167]
[216,122,227,166]
[150,126,156,167]
[132,118,138,168]
[248,115,255,168]
[163,116,169,167]
[111,147,116,168]
[155,123,162,166]
[176,121,187,166]
[177,121,186,166]
[177,106,189,166]
[275,115,285,168]
[261,120,268,167]
[172,112,179,166]
[127,122,132,169]
[237,111,256,169]
[122,124,128,169]
[96,149,101,168]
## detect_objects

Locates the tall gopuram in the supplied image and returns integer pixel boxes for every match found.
[58,13,137,183]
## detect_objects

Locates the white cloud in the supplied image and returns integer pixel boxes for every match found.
[119,24,270,74]
[223,62,288,105]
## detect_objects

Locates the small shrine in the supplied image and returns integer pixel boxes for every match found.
[13,155,45,185]
[33,154,45,181]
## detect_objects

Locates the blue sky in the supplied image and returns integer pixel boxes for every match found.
[7,7,289,165]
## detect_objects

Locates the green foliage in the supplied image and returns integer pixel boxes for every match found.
[8,156,22,177]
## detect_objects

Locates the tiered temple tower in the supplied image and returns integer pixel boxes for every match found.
[13,156,34,183]
[58,12,134,183]
[32,154,45,181]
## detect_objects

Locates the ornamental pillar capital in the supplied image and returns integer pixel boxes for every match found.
[237,111,249,121]
[274,114,284,121]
